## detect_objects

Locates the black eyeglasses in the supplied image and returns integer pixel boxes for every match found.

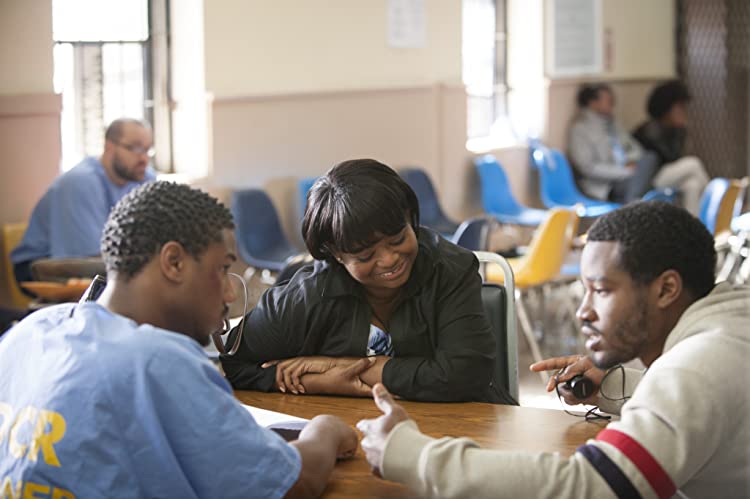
[114,141,155,158]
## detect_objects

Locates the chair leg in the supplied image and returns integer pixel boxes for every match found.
[516,290,547,383]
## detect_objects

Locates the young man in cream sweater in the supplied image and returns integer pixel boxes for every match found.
[358,201,750,499]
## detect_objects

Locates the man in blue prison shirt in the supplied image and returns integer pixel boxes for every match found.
[11,118,156,285]
[0,181,359,498]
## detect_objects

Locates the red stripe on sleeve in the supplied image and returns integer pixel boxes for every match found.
[596,428,676,499]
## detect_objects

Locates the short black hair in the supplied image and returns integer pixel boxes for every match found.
[302,159,420,261]
[587,201,716,299]
[647,80,691,119]
[577,82,612,108]
[104,118,151,143]
[101,181,234,279]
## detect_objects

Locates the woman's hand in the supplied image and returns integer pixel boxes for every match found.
[263,356,340,394]
[264,356,376,395]
[302,358,376,397]
[530,355,606,406]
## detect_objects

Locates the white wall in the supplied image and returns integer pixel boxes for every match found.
[203,0,463,98]
[170,0,209,178]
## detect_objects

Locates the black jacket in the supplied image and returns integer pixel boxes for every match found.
[632,120,687,166]
[221,228,513,403]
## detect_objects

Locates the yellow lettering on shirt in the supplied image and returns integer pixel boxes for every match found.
[0,476,22,499]
[27,410,66,467]
[49,488,75,499]
[21,482,48,499]
[0,479,75,499]
[8,407,37,460]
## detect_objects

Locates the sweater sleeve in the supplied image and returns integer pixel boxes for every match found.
[382,421,616,499]
[594,366,643,415]
[569,122,633,182]
[382,255,496,402]
[382,363,728,498]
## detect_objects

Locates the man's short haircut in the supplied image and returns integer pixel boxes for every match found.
[302,159,420,261]
[587,201,716,299]
[101,181,234,279]
[647,80,691,120]
[577,82,612,108]
[104,118,151,144]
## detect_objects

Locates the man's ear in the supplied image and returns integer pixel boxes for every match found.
[159,241,188,284]
[652,269,684,309]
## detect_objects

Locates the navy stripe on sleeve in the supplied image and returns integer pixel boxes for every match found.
[577,444,643,499]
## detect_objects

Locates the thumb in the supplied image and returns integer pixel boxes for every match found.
[372,383,395,415]
[346,356,375,376]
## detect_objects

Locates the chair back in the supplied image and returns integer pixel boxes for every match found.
[231,189,298,271]
[2,223,31,308]
[399,168,458,236]
[474,251,518,402]
[530,146,583,207]
[297,176,318,219]
[474,155,524,216]
[451,217,491,251]
[514,208,578,287]
[699,178,743,236]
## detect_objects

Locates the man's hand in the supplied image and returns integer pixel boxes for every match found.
[299,415,359,460]
[530,355,605,406]
[356,384,410,476]
[300,357,376,397]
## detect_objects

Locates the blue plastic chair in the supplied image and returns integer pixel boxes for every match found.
[232,189,300,272]
[529,145,621,217]
[399,168,459,237]
[474,155,548,227]
[298,176,318,219]
[642,187,678,203]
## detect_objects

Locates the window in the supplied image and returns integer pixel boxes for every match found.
[462,0,508,143]
[52,0,170,171]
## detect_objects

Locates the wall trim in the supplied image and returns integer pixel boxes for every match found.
[546,75,676,88]
[0,93,61,118]
[212,83,466,105]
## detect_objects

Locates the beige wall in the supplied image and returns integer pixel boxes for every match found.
[203,0,462,98]
[0,0,59,307]
[0,0,54,95]
[600,0,675,80]
[203,0,472,247]
[210,84,475,247]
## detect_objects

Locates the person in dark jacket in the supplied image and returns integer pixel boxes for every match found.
[632,80,709,215]
[221,159,514,404]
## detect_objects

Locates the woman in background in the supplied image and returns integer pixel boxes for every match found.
[221,159,514,404]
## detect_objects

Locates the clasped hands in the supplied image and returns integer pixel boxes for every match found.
[262,355,384,397]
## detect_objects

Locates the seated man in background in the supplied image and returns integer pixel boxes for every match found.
[358,201,749,498]
[0,181,357,498]
[633,80,709,215]
[11,118,156,286]
[568,83,660,203]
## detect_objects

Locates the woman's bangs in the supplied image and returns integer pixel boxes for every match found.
[331,192,408,254]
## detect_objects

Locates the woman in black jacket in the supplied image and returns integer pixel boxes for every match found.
[221,159,514,404]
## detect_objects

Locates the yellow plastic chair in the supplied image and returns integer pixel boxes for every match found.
[714,178,747,236]
[484,209,579,375]
[2,223,31,309]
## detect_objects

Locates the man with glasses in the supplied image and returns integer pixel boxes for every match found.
[11,118,156,286]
